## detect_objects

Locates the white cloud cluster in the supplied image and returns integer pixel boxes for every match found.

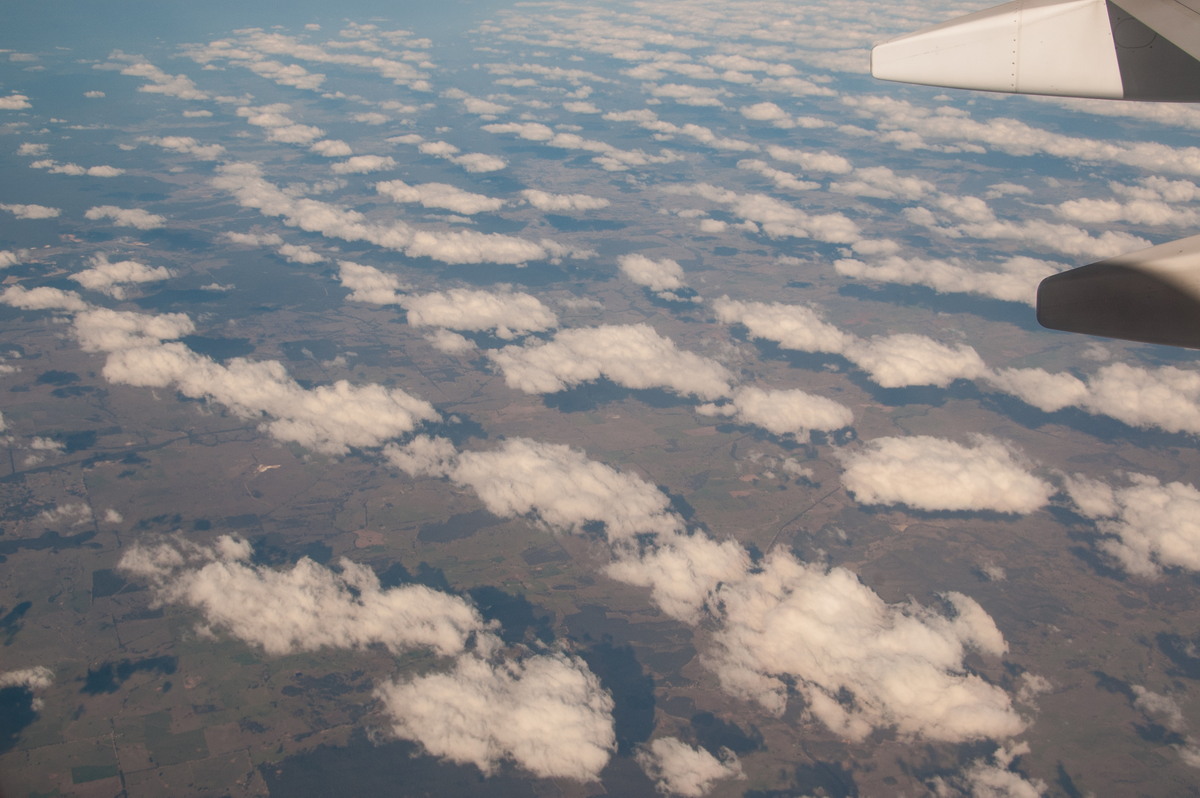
[703,551,1024,741]
[376,179,504,214]
[331,154,396,174]
[377,651,615,781]
[2,284,88,312]
[121,533,617,781]
[604,108,757,152]
[0,666,53,691]
[617,254,690,300]
[840,435,1051,514]
[669,183,859,243]
[0,203,59,219]
[483,121,681,172]
[1131,686,1200,769]
[102,340,438,454]
[835,254,1061,305]
[0,93,31,110]
[236,103,324,145]
[389,134,508,173]
[403,288,558,339]
[489,324,733,401]
[389,436,684,541]
[714,297,984,389]
[119,535,484,656]
[929,742,1046,797]
[140,135,225,160]
[338,260,404,305]
[520,189,610,212]
[100,53,213,101]
[213,162,548,265]
[636,738,743,797]
[1064,473,1200,577]
[846,95,1200,179]
[387,434,1024,744]
[30,159,124,177]
[697,386,853,438]
[84,205,166,230]
[71,254,173,299]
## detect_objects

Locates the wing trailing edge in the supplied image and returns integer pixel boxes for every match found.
[872,0,1200,101]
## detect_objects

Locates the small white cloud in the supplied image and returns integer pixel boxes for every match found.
[84,205,166,230]
[636,738,743,797]
[331,155,396,174]
[0,203,60,219]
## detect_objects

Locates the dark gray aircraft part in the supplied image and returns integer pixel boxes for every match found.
[872,0,1200,348]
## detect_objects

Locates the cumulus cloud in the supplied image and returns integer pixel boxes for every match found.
[84,205,166,230]
[331,155,396,174]
[617,254,690,299]
[697,386,853,438]
[0,203,59,219]
[213,162,547,265]
[377,651,615,780]
[140,135,225,160]
[835,254,1061,305]
[483,121,681,172]
[338,260,404,305]
[1064,472,1200,577]
[390,136,508,172]
[2,284,88,312]
[0,93,32,110]
[30,159,124,177]
[121,531,617,782]
[520,189,610,212]
[489,324,733,401]
[929,742,1046,797]
[376,179,504,214]
[102,341,438,454]
[705,550,1023,741]
[845,334,987,389]
[1129,686,1200,768]
[309,138,353,157]
[388,426,1024,745]
[403,288,557,339]
[71,254,173,299]
[669,183,859,243]
[636,738,743,796]
[119,535,484,656]
[841,435,1052,514]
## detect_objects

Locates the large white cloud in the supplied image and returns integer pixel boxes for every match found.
[388,436,685,542]
[489,324,733,401]
[697,386,853,438]
[70,254,173,299]
[119,535,485,657]
[403,288,557,339]
[376,179,504,214]
[840,435,1052,514]
[1064,472,1200,577]
[377,651,615,781]
[617,254,690,299]
[704,550,1025,742]
[0,203,59,219]
[213,162,548,265]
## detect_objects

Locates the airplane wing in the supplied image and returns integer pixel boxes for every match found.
[871,0,1200,347]
[872,0,1200,101]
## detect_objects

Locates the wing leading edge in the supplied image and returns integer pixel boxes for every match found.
[872,0,1200,347]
